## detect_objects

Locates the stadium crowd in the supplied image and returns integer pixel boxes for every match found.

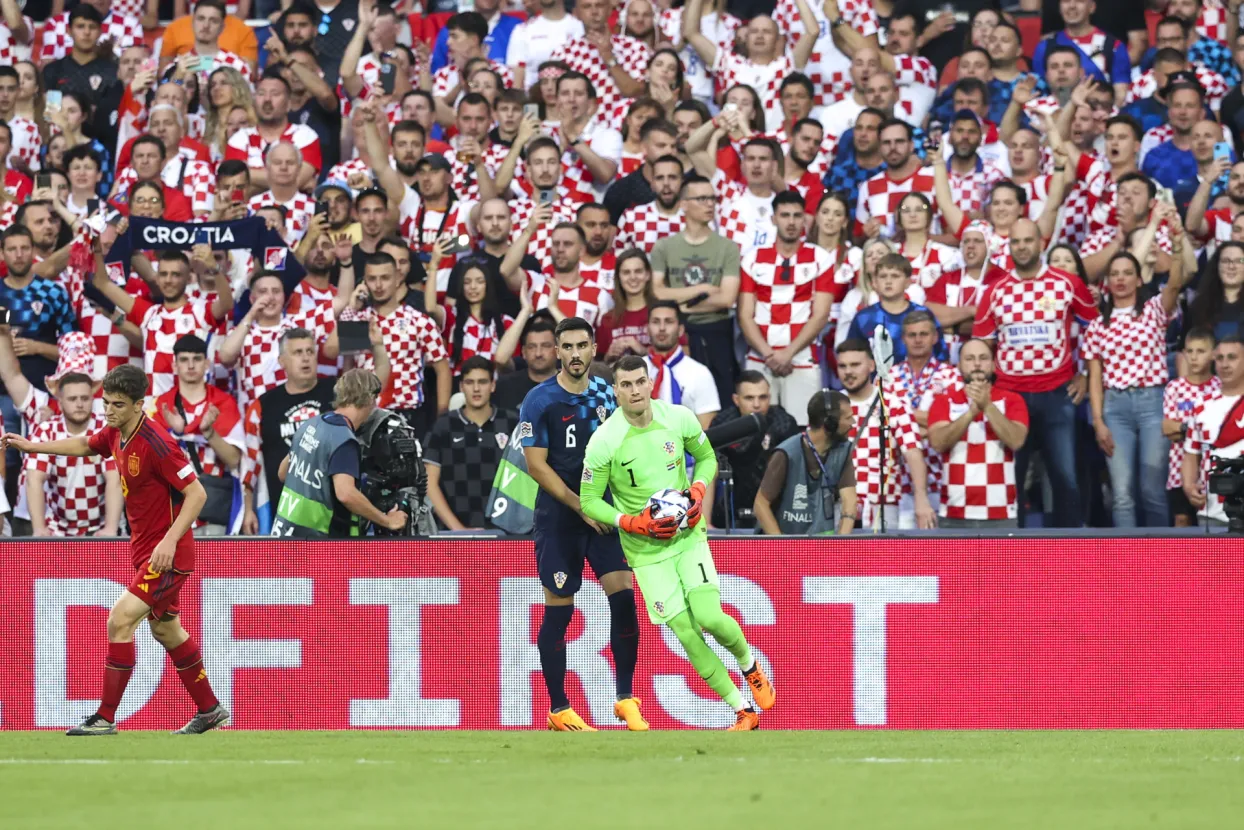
[0,0,1240,537]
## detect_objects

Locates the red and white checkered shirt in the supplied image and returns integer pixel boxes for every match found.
[441,305,515,373]
[127,295,219,397]
[248,190,314,245]
[714,171,780,254]
[285,280,340,378]
[445,139,511,203]
[579,251,617,292]
[1184,391,1243,523]
[946,158,1008,216]
[431,60,515,102]
[114,156,217,217]
[528,269,614,329]
[397,193,474,294]
[151,386,245,481]
[8,115,41,173]
[233,317,315,412]
[61,253,146,379]
[550,35,652,116]
[199,51,253,86]
[1128,63,1227,112]
[341,304,448,409]
[713,50,795,132]
[1197,2,1230,44]
[1080,297,1170,390]
[891,53,938,89]
[740,244,834,364]
[903,239,964,291]
[343,52,425,117]
[0,18,32,67]
[1080,222,1173,259]
[615,203,684,254]
[225,124,323,173]
[856,166,939,233]
[927,386,1028,521]
[25,411,114,536]
[39,11,139,62]
[973,266,1100,393]
[1017,172,1055,221]
[508,195,581,272]
[774,0,876,106]
[551,116,623,204]
[848,388,922,524]
[892,357,959,495]
[1163,375,1222,488]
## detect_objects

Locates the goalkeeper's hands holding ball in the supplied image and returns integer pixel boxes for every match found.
[682,481,707,528]
[620,506,681,539]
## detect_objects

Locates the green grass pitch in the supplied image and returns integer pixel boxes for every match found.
[0,731,1240,829]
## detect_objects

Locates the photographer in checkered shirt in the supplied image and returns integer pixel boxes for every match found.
[423,356,520,531]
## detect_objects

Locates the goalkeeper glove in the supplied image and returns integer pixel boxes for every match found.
[619,506,680,539]
[682,481,707,528]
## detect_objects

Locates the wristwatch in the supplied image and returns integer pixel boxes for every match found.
[605,57,618,68]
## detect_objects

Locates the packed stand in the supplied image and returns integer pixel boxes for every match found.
[0,0,1240,538]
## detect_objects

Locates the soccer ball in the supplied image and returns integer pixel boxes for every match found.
[648,488,690,528]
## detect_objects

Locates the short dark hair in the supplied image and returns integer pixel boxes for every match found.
[0,66,17,82]
[102,364,149,403]
[901,309,937,331]
[216,158,249,182]
[652,154,684,173]
[836,337,873,359]
[132,134,167,161]
[779,72,814,98]
[647,299,684,325]
[2,225,33,247]
[1044,44,1082,74]
[954,76,990,104]
[735,369,768,389]
[674,99,711,124]
[991,180,1027,206]
[680,173,712,195]
[877,252,913,279]
[459,355,494,379]
[1183,325,1217,346]
[1157,15,1191,35]
[856,107,886,125]
[555,316,595,342]
[158,249,190,268]
[772,190,805,212]
[365,251,397,270]
[1105,114,1143,142]
[63,144,102,171]
[879,118,913,141]
[447,11,488,42]
[356,187,389,208]
[808,389,849,435]
[258,71,292,94]
[556,70,597,100]
[639,118,677,142]
[68,4,104,25]
[1218,334,1244,349]
[1152,46,1188,66]
[522,315,556,345]
[174,334,208,355]
[742,136,779,159]
[614,354,648,377]
[194,0,227,17]
[551,222,585,244]
[576,202,609,222]
[1116,170,1157,201]
[525,135,561,161]
[458,91,491,112]
[248,269,285,290]
[960,45,992,67]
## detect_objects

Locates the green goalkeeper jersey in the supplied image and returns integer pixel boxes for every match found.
[579,399,718,567]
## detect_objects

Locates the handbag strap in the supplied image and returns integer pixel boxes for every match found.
[172,393,208,477]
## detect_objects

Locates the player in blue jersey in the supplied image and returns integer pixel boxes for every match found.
[518,317,647,732]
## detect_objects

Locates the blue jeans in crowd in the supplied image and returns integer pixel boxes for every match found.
[1102,386,1169,528]
[1014,385,1082,528]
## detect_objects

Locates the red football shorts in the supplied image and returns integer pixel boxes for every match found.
[126,562,192,621]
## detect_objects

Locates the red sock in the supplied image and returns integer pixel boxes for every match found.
[97,641,135,722]
[168,638,219,713]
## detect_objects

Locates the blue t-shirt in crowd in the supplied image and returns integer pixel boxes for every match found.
[847,300,947,363]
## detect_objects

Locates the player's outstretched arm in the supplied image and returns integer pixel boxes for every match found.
[1,433,94,457]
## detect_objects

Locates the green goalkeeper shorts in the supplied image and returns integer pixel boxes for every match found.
[632,538,719,625]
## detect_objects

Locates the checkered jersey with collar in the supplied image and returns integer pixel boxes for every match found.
[904,239,964,292]
[543,116,623,204]
[248,190,314,245]
[713,170,779,254]
[226,124,324,174]
[891,54,938,88]
[285,280,340,378]
[340,304,448,410]
[1197,2,1230,44]
[855,166,939,234]
[396,193,474,295]
[847,387,921,525]
[1080,296,1171,390]
[445,140,512,203]
[59,247,145,379]
[551,35,652,116]
[927,386,1028,521]
[774,0,877,106]
[234,316,319,413]
[892,358,961,499]
[946,157,1008,216]
[441,305,515,373]
[579,251,617,292]
[424,406,521,528]
[1163,375,1222,489]
[39,11,139,62]
[24,408,114,537]
[341,52,425,118]
[508,195,580,272]
[126,295,218,397]
[740,243,835,363]
[151,385,245,481]
[615,203,684,254]
[528,270,614,330]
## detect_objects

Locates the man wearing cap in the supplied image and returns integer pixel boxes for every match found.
[312,180,357,239]
[0,328,120,538]
[1126,42,1227,129]
[41,6,123,108]
[246,141,315,245]
[392,153,473,301]
[0,226,76,393]
[151,334,245,535]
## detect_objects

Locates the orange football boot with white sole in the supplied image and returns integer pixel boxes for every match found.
[546,707,597,732]
[744,662,776,710]
[613,697,649,731]
[728,708,760,731]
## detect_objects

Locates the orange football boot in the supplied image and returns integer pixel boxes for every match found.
[744,662,776,710]
[613,697,649,731]
[727,708,760,731]
[546,707,597,732]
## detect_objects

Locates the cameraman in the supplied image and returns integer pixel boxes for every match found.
[1182,336,1244,530]
[273,369,408,537]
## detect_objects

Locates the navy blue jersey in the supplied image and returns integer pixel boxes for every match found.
[518,374,617,526]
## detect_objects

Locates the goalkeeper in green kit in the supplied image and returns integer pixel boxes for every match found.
[580,356,776,730]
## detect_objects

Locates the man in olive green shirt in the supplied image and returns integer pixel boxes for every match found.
[650,175,741,406]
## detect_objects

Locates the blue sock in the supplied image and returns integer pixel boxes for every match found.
[537,604,574,712]
[608,589,639,700]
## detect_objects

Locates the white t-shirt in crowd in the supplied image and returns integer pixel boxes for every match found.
[508,14,585,89]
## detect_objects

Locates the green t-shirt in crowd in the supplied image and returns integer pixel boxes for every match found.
[649,231,741,326]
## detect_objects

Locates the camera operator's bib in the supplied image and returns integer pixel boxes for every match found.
[272,413,362,538]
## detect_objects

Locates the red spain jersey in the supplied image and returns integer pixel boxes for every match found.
[87,415,199,570]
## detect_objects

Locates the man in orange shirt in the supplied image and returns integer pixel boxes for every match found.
[159,4,258,68]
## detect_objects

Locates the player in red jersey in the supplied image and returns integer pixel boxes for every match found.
[2,364,229,736]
